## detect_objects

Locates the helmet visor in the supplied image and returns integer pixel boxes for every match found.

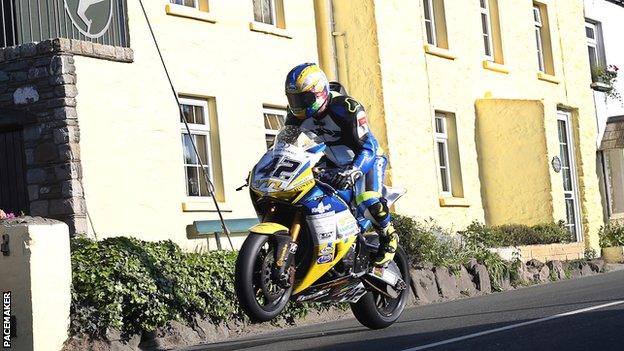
[286,91,317,110]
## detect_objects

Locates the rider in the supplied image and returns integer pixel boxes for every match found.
[284,62,398,267]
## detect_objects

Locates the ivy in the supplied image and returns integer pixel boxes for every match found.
[70,237,315,338]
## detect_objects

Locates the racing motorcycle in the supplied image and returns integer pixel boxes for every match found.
[234,125,409,329]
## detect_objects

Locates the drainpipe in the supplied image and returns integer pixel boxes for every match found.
[327,0,339,81]
[599,150,612,220]
[314,0,339,81]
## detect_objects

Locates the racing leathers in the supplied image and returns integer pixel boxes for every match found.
[285,92,397,266]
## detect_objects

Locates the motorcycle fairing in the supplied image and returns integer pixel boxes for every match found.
[292,187,359,294]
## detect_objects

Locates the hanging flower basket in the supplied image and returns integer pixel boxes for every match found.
[592,65,621,102]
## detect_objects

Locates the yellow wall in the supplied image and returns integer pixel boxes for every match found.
[326,0,391,176]
[475,99,554,225]
[74,0,319,250]
[328,0,602,249]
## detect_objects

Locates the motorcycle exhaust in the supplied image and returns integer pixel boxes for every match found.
[362,266,407,299]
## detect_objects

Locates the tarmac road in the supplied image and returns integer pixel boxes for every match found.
[182,269,624,351]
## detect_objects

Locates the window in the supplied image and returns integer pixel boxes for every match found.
[433,111,464,198]
[263,107,286,149]
[253,0,279,25]
[585,20,606,81]
[424,0,437,45]
[180,98,214,197]
[170,0,209,11]
[422,0,448,49]
[533,3,554,75]
[480,0,494,60]
[434,113,452,196]
[533,5,545,72]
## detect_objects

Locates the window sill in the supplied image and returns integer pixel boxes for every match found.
[249,22,292,39]
[182,201,232,212]
[424,44,457,60]
[537,72,560,84]
[439,197,471,207]
[482,60,510,74]
[165,3,217,23]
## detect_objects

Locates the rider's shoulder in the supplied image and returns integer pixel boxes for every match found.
[327,94,364,118]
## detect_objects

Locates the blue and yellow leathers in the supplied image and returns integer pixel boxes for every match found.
[286,92,397,266]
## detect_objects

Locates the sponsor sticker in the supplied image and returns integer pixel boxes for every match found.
[318,231,333,239]
[311,202,332,214]
[317,254,333,264]
[288,242,298,254]
[319,245,334,256]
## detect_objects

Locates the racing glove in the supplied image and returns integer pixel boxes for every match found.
[331,166,362,190]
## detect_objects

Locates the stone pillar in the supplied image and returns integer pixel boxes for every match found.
[0,39,86,234]
[0,217,72,351]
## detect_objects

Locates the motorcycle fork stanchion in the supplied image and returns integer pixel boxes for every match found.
[272,212,302,288]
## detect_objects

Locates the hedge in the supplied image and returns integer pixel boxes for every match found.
[70,237,316,338]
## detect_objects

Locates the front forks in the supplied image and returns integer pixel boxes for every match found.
[272,211,302,288]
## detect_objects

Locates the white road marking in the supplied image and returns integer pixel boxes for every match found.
[400,300,624,351]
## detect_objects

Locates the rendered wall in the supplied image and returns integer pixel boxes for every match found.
[330,0,602,248]
[475,99,553,225]
[0,219,71,351]
[73,0,319,250]
[328,0,391,178]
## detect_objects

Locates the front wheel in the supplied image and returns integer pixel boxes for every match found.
[350,246,411,329]
[234,233,293,322]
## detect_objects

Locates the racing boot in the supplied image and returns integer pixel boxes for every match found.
[374,224,398,267]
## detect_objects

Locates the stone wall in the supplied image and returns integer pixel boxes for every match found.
[0,39,85,234]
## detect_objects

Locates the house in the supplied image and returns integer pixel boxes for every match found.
[0,0,605,252]
[0,0,318,250]
[321,0,602,251]
[584,0,624,223]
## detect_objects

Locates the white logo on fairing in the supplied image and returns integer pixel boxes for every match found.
[311,202,332,214]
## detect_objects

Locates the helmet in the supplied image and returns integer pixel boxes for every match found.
[285,63,330,119]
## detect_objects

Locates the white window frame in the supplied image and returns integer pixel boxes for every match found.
[253,0,278,26]
[434,113,452,197]
[179,97,214,198]
[423,0,437,46]
[480,0,494,61]
[557,111,582,241]
[585,21,599,72]
[170,0,198,9]
[534,5,545,72]
[263,106,287,149]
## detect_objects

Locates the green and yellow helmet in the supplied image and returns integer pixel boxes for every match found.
[285,63,330,119]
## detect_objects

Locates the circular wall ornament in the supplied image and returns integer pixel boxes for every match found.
[64,0,113,39]
[551,156,562,173]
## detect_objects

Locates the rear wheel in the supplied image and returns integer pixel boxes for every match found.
[350,246,410,329]
[234,234,292,322]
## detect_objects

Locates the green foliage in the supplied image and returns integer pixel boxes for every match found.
[70,237,314,338]
[584,248,597,260]
[393,215,464,266]
[459,220,571,247]
[598,222,624,248]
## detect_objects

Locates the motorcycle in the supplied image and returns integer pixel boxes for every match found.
[234,125,410,329]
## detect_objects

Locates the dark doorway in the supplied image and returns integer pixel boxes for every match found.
[1,0,17,48]
[0,126,29,215]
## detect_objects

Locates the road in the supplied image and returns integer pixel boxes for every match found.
[182,269,624,351]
